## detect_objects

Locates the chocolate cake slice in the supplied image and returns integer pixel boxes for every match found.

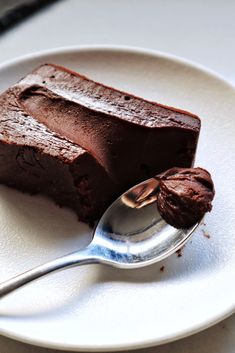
[0,64,201,223]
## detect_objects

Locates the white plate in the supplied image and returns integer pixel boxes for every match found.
[0,46,234,352]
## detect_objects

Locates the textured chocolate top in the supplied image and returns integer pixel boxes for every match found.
[19,63,200,129]
[0,87,84,163]
[157,167,215,228]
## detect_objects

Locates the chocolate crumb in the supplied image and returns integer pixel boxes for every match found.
[176,249,183,257]
[202,230,211,239]
[160,266,165,272]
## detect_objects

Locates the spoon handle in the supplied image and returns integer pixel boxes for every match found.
[0,245,98,298]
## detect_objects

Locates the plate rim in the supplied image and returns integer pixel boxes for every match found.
[0,44,234,352]
[0,44,235,90]
[1,308,235,352]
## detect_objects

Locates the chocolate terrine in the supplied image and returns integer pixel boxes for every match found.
[0,64,201,223]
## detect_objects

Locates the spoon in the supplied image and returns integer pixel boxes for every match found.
[0,177,200,298]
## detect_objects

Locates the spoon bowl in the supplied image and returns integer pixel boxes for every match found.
[0,177,200,298]
[91,177,199,268]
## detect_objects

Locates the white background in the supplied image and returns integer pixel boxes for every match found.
[0,0,234,352]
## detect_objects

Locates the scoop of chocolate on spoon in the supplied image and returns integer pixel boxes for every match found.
[0,167,214,298]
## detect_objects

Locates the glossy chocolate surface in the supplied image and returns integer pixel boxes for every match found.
[157,167,215,228]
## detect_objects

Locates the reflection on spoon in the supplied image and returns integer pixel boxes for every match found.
[121,178,160,209]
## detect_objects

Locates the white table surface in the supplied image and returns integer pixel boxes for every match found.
[0,0,234,352]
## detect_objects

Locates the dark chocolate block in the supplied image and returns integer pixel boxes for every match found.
[0,64,201,223]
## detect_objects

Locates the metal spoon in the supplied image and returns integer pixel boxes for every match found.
[0,177,200,298]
